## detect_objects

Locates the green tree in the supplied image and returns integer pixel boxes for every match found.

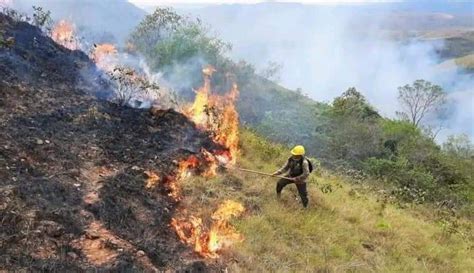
[323,88,383,165]
[129,8,230,71]
[331,87,380,119]
[397,79,446,127]
[128,7,182,57]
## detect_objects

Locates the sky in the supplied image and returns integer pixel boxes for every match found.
[129,0,394,7]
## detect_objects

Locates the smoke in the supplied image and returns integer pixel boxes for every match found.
[9,0,145,44]
[0,0,12,8]
[180,3,473,141]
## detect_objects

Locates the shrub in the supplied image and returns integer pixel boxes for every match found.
[106,66,161,106]
[364,157,435,203]
[32,6,53,33]
[1,7,30,23]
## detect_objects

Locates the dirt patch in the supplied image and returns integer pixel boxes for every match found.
[71,221,157,270]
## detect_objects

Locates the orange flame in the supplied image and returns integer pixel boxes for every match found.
[91,43,118,71]
[171,200,244,258]
[51,20,79,50]
[185,66,240,166]
[163,175,181,201]
[144,170,160,189]
[169,66,243,258]
[177,155,200,180]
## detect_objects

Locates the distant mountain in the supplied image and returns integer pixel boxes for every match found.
[11,0,146,43]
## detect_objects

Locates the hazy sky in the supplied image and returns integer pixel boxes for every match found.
[129,0,392,8]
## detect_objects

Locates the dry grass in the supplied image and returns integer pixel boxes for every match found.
[455,54,474,70]
[180,129,473,272]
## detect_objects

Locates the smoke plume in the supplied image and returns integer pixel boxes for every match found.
[177,2,473,141]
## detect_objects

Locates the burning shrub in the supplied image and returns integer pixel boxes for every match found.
[90,43,118,71]
[184,66,240,164]
[50,20,80,50]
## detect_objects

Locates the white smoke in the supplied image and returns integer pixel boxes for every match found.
[179,3,474,141]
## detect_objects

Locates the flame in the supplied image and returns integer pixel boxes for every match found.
[177,155,200,180]
[214,83,239,165]
[211,200,245,221]
[51,20,79,50]
[91,43,118,71]
[164,175,181,201]
[200,149,219,177]
[169,66,243,258]
[185,66,240,165]
[171,200,244,258]
[144,170,160,189]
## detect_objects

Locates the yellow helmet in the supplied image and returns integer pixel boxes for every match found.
[291,145,305,156]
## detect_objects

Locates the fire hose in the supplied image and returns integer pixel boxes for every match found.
[227,167,296,181]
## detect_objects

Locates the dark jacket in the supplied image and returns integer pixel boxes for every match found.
[274,157,310,183]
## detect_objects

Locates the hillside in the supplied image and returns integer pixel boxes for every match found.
[180,129,474,272]
[1,5,473,273]
[0,13,225,272]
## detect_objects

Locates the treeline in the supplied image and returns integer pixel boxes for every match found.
[128,8,473,210]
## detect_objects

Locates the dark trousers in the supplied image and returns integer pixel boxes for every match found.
[276,178,308,207]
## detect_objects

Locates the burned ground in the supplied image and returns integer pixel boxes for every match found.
[1,13,222,272]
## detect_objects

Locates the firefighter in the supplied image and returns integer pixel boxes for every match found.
[272,145,311,208]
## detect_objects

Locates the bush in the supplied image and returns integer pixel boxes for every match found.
[364,157,435,203]
[106,66,161,106]
[32,6,52,33]
[0,31,15,48]
[1,7,30,23]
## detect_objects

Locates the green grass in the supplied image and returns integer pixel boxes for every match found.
[180,129,473,272]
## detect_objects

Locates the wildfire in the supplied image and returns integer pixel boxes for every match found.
[168,65,243,258]
[144,170,160,189]
[164,175,181,201]
[51,20,79,50]
[185,66,240,165]
[177,155,200,180]
[91,43,118,71]
[171,200,245,258]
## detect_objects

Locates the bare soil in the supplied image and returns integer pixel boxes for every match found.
[1,13,223,272]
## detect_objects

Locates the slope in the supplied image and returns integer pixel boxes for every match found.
[179,129,474,272]
[0,13,224,272]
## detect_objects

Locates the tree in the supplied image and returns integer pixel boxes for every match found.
[259,61,283,82]
[397,79,446,127]
[323,88,383,164]
[129,7,231,92]
[443,134,474,159]
[331,87,380,119]
[128,7,182,57]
